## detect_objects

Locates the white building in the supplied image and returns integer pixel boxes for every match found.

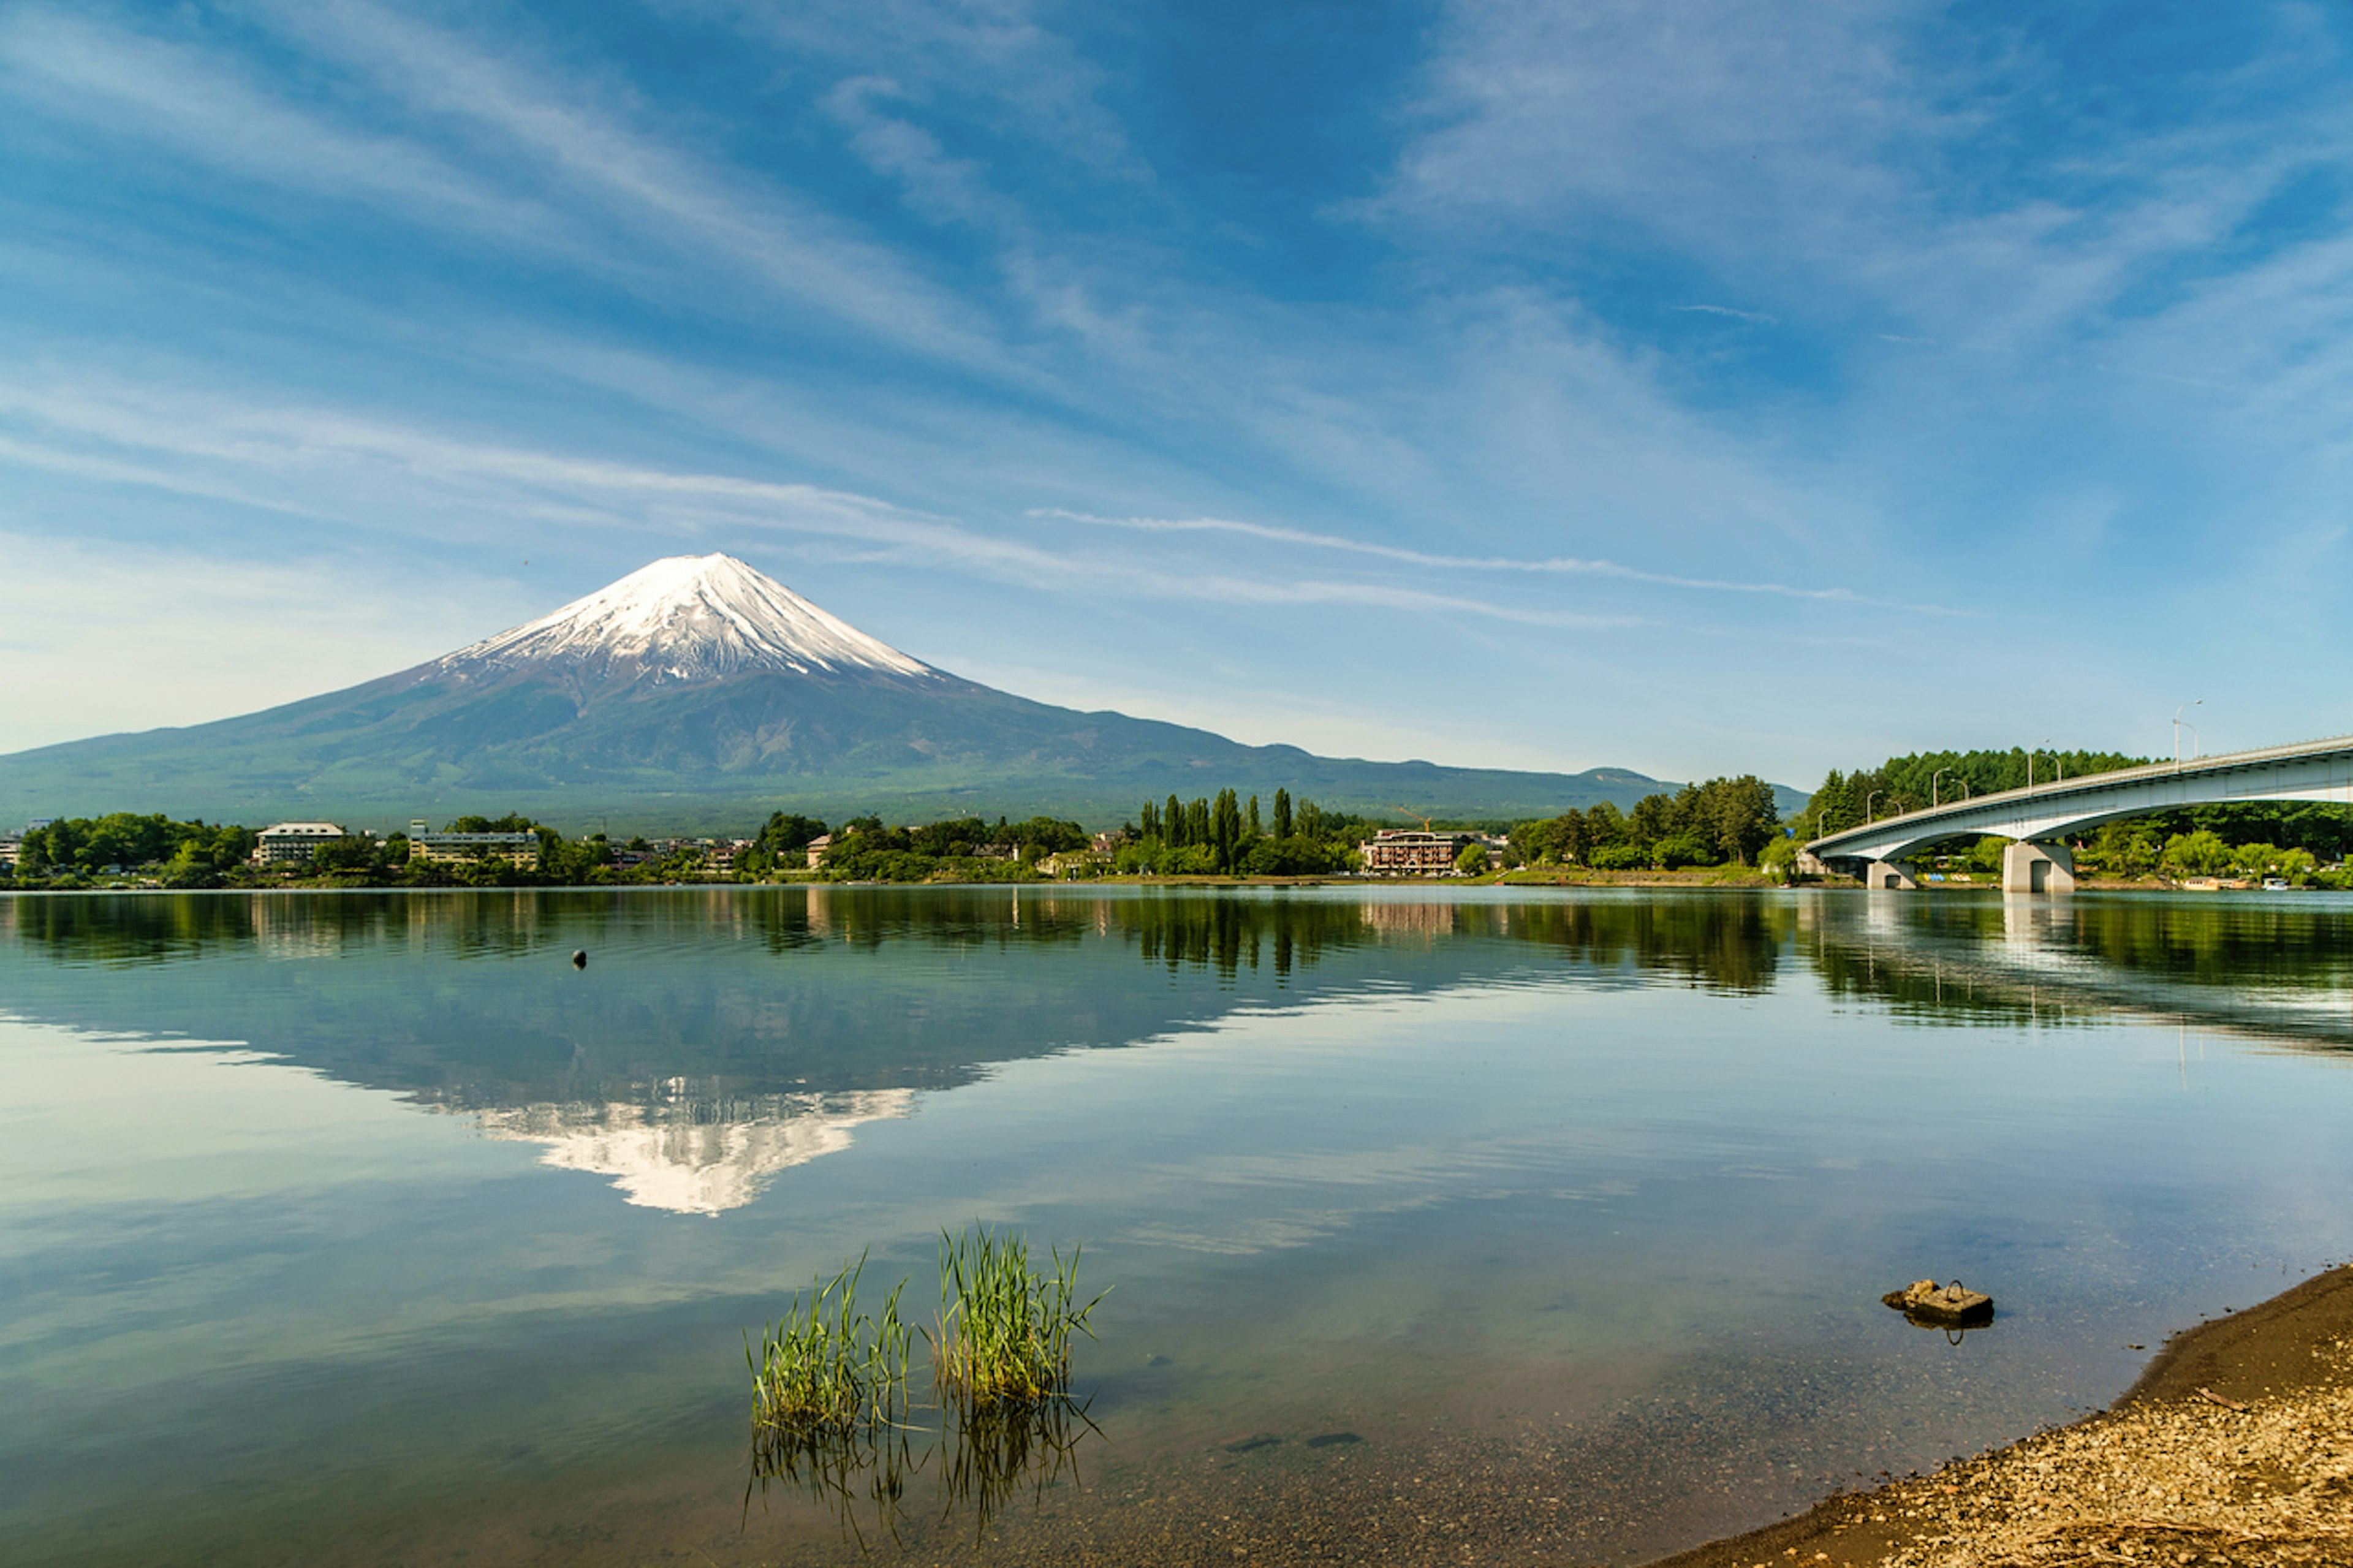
[1358,828,1479,875]
[253,822,350,865]
[409,831,539,866]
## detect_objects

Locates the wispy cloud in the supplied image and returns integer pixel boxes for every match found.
[0,374,1634,632]
[1671,304,1777,325]
[1031,509,1967,614]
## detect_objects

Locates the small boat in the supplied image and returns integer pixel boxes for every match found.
[1882,1278,1994,1327]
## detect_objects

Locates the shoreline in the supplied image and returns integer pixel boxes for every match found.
[4,865,2341,895]
[1649,1262,2353,1567]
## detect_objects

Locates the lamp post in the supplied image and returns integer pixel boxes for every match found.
[1933,767,1955,807]
[2175,699,2202,766]
[1865,790,1882,824]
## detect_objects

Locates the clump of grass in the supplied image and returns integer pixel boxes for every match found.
[747,1253,911,1438]
[926,1223,1106,1407]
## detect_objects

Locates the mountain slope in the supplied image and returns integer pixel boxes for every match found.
[0,555,1686,830]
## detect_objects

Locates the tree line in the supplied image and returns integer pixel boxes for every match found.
[1512,776,1781,871]
[9,814,256,885]
[7,812,658,889]
[1120,787,1368,876]
[1801,748,2146,838]
[814,814,1089,881]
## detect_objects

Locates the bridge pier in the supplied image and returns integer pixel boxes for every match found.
[1862,860,1919,890]
[2001,841,2075,895]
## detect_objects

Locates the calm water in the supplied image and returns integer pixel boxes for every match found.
[4,887,2352,1566]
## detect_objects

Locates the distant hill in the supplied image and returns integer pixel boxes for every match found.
[0,554,1718,832]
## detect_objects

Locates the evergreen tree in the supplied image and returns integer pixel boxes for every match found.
[1246,794,1262,839]
[1213,788,1241,871]
[1628,793,1673,847]
[1272,788,1293,839]
[1165,794,1185,846]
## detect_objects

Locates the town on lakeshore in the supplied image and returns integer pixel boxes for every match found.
[6,745,2351,891]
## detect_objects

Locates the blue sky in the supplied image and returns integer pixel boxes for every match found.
[3,1,2350,787]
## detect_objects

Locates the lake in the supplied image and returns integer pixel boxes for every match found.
[4,885,2351,1566]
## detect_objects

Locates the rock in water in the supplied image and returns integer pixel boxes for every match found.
[1883,1278,1995,1326]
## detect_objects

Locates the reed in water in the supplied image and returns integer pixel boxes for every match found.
[746,1252,911,1438]
[928,1223,1107,1407]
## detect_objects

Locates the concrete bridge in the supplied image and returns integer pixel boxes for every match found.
[1803,732,2353,892]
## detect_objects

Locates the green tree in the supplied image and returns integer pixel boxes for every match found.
[1700,776,1779,864]
[1627,793,1673,847]
[1455,841,1489,875]
[310,836,385,876]
[755,812,828,854]
[2161,829,2232,877]
[1271,789,1292,840]
[1211,789,1241,871]
[2229,841,2282,878]
[1653,831,1714,869]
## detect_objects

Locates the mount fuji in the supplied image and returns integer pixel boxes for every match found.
[0,555,1676,829]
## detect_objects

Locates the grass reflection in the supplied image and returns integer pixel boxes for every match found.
[746,1374,1099,1547]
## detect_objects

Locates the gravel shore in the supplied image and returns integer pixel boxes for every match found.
[1654,1264,2353,1568]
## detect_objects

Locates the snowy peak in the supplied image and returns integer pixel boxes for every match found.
[444,554,934,684]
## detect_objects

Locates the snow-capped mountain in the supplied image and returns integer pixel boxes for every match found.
[0,555,1680,826]
[441,554,935,686]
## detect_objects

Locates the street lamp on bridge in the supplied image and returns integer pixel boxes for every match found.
[1932,767,1955,807]
[2175,699,2202,765]
[1865,789,1882,824]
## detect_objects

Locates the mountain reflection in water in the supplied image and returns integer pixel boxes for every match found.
[464,1090,916,1215]
[2,888,2349,1218]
